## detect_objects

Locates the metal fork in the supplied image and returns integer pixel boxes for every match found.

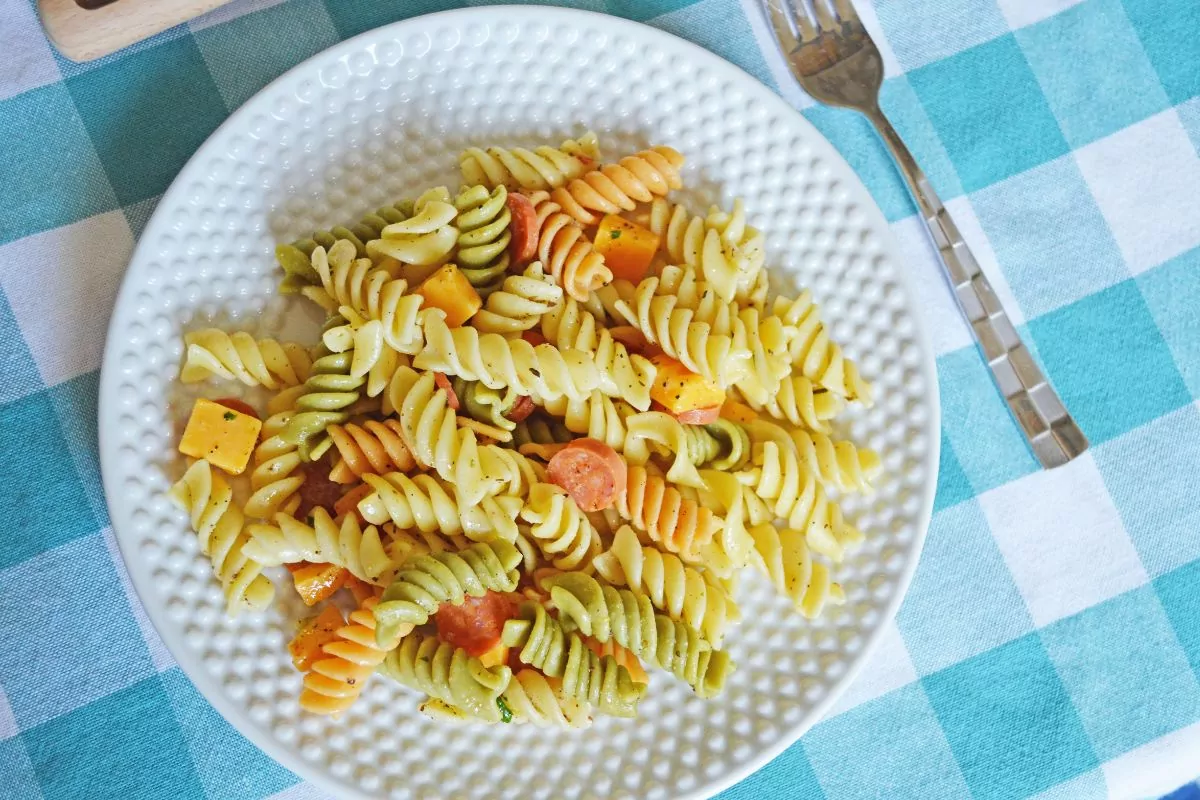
[761,0,1087,468]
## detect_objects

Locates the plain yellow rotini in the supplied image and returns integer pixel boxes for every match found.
[169,460,275,614]
[243,508,404,586]
[748,524,845,619]
[539,297,655,411]
[365,187,458,267]
[358,472,524,543]
[181,329,312,389]
[470,261,564,335]
[772,292,873,405]
[309,241,424,354]
[460,132,600,191]
[520,483,602,571]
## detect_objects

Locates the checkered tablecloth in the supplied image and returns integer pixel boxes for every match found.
[3,0,1199,797]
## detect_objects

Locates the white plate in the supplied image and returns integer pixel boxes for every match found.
[99,7,939,799]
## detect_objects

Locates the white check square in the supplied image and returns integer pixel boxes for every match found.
[979,453,1148,627]
[826,620,918,716]
[0,211,134,388]
[1075,110,1200,275]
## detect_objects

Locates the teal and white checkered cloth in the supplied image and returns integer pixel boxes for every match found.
[3,0,1199,797]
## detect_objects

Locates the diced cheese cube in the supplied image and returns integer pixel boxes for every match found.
[649,354,725,414]
[179,398,262,475]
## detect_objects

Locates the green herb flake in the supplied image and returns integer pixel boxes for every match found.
[223,411,237,421]
[610,230,621,240]
[497,696,513,723]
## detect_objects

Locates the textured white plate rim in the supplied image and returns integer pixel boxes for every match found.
[98,6,941,798]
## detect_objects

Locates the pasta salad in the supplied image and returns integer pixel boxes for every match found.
[168,132,880,727]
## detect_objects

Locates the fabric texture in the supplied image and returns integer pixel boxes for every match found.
[2,0,1199,797]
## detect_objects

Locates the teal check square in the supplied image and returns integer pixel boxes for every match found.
[717,740,823,800]
[909,34,1070,193]
[0,390,99,569]
[1016,0,1170,148]
[803,106,914,223]
[1155,559,1200,678]
[194,0,340,112]
[0,535,154,729]
[881,76,964,200]
[1139,246,1200,399]
[65,35,229,206]
[606,0,705,22]
[22,676,204,800]
[1122,0,1200,104]
[0,290,43,405]
[803,683,971,800]
[970,155,1128,318]
[0,738,40,800]
[936,346,1040,495]
[0,82,118,245]
[1028,279,1191,444]
[933,430,973,511]
[161,669,298,800]
[897,501,1033,675]
[923,634,1098,800]
[46,372,107,527]
[1094,405,1200,577]
[323,0,466,39]
[1041,585,1200,760]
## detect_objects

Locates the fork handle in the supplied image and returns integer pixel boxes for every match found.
[864,108,1087,468]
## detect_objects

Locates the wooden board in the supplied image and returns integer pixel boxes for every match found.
[39,0,238,62]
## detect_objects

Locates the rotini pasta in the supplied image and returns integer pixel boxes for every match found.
[169,460,275,614]
[470,261,563,335]
[243,507,405,586]
[593,525,738,645]
[613,282,751,388]
[618,465,722,563]
[372,540,522,644]
[454,185,512,294]
[743,441,864,561]
[526,190,612,301]
[358,472,524,543]
[245,409,304,519]
[622,410,706,488]
[773,292,873,404]
[748,524,845,619]
[646,198,763,304]
[520,483,602,571]
[540,391,633,451]
[326,418,415,483]
[499,669,592,728]
[366,187,459,266]
[300,595,401,715]
[501,601,645,717]
[540,297,655,411]
[416,308,600,404]
[275,201,409,292]
[281,350,365,462]
[734,374,844,433]
[379,631,512,722]
[181,329,312,389]
[542,572,733,697]
[786,426,882,493]
[308,241,424,354]
[549,146,685,226]
[460,132,600,191]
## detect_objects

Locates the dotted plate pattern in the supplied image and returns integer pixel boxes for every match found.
[98,8,940,800]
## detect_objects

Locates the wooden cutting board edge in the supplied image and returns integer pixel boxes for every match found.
[38,0,239,62]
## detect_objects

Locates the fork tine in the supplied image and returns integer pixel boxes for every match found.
[763,0,800,51]
[832,0,860,24]
[810,0,839,32]
[790,0,819,41]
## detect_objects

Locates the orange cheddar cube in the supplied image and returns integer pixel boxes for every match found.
[593,215,660,283]
[416,264,482,327]
[649,354,725,415]
[178,398,262,475]
[289,562,347,606]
